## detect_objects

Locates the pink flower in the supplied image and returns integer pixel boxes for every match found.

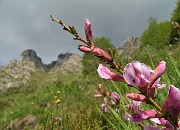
[162,85,180,120]
[126,100,142,113]
[97,64,124,82]
[150,118,174,130]
[111,92,120,104]
[123,61,166,97]
[78,45,113,62]
[84,18,93,41]
[101,103,109,113]
[123,61,151,88]
[124,110,156,124]
[124,112,147,124]
[125,101,157,124]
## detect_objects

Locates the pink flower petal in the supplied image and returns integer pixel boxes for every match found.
[124,111,149,124]
[168,85,180,107]
[155,84,166,89]
[131,61,151,78]
[97,64,113,79]
[97,64,123,82]
[153,61,166,79]
[123,61,151,87]
[123,62,140,86]
[148,61,166,88]
[144,110,157,118]
[162,85,180,120]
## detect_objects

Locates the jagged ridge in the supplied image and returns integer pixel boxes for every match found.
[0,49,82,91]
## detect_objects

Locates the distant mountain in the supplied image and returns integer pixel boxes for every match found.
[0,49,82,91]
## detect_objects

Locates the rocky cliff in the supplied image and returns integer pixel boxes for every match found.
[0,49,82,91]
[119,37,140,61]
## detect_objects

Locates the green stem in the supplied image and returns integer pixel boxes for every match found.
[110,61,123,74]
[138,123,144,130]
[50,15,92,46]
[147,97,162,113]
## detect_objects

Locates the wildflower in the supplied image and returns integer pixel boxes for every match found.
[57,91,60,93]
[123,61,166,98]
[162,85,180,121]
[97,64,124,82]
[101,103,109,113]
[55,99,61,103]
[126,100,142,113]
[84,18,93,41]
[78,45,113,62]
[123,61,152,87]
[111,92,120,104]
[124,109,157,124]
[124,101,157,124]
[145,118,174,130]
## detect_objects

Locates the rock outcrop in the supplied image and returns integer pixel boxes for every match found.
[119,37,140,61]
[0,49,82,91]
[49,53,82,74]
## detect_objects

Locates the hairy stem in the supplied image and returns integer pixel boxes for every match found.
[50,15,92,46]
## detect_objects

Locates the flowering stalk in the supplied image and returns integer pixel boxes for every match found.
[50,15,123,73]
[51,16,180,129]
[50,15,92,46]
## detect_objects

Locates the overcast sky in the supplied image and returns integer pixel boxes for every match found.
[0,0,177,66]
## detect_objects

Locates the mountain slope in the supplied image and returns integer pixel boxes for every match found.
[0,49,82,91]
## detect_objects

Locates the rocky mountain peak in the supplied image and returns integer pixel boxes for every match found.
[56,53,72,66]
[0,49,82,91]
[19,49,46,70]
[20,49,37,58]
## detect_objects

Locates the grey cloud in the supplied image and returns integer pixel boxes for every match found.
[0,0,177,65]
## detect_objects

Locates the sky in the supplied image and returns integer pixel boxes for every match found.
[0,0,177,66]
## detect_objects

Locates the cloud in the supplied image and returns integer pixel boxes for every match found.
[0,0,177,65]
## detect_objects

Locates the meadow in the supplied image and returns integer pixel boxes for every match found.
[0,37,179,129]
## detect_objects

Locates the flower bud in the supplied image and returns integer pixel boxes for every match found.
[84,18,93,41]
[92,47,113,62]
[126,92,146,101]
[94,93,103,98]
[98,84,102,89]
[78,45,93,53]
